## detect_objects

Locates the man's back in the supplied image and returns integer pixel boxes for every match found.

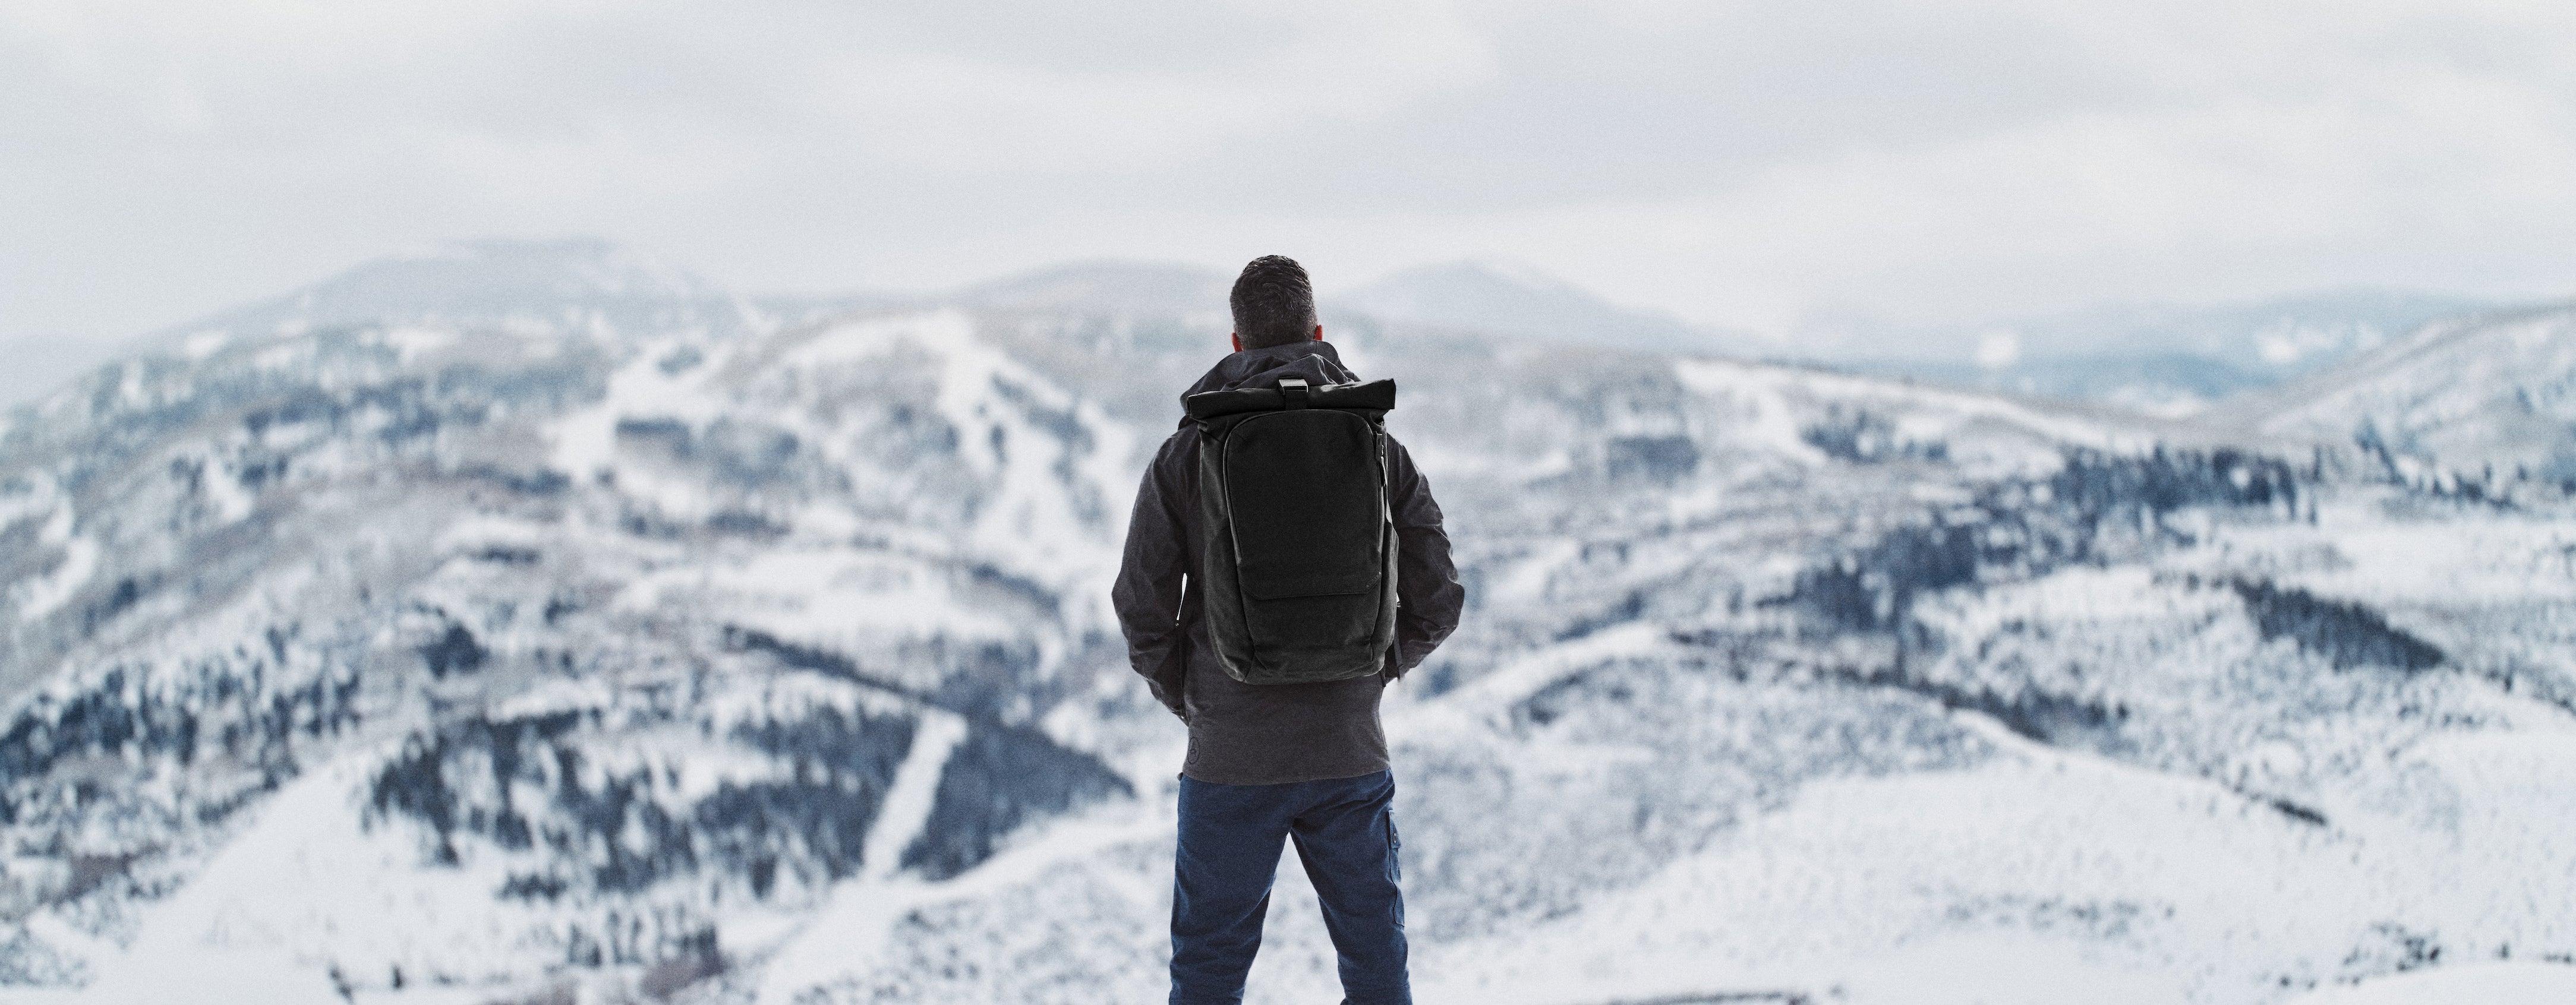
[1111,255,1462,1005]
[1112,340,1463,785]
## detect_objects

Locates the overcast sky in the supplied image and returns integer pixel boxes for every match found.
[6,0,2574,348]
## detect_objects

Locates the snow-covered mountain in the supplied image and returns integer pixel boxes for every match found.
[145,238,765,353]
[2216,302,2576,496]
[2,239,768,415]
[0,339,133,423]
[1832,288,2498,416]
[1,251,2572,1004]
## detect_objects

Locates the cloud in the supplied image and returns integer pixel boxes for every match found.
[2,0,2572,346]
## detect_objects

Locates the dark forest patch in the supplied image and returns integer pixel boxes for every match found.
[1606,435,1701,482]
[898,722,1131,880]
[723,628,1134,880]
[418,622,488,678]
[2231,581,2444,672]
[367,704,916,895]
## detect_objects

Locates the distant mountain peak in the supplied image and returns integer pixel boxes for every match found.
[1817,286,2509,418]
[380,236,720,298]
[151,236,753,347]
[1339,258,1734,355]
[949,260,1229,317]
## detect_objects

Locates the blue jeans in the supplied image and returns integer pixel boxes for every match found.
[1171,770,1410,1005]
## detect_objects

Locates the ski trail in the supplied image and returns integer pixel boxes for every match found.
[751,722,1172,1003]
[753,709,973,1001]
[858,710,969,885]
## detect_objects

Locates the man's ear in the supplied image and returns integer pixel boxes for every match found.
[1230,333,1244,352]
[1310,324,1325,342]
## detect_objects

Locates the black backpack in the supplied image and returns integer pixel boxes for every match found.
[1184,376,1399,685]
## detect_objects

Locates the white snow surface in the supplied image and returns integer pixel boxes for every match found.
[2286,964,2576,1005]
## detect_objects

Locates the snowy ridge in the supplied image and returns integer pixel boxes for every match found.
[145,238,764,355]
[2221,302,2576,497]
[1825,287,2498,419]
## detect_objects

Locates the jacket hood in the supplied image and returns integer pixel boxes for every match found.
[1178,342,1358,422]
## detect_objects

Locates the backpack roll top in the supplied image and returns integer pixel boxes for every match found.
[1187,378,1401,685]
[1183,378,1397,422]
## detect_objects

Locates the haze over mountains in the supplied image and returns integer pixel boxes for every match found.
[1338,260,1742,356]
[7,239,2530,424]
[1827,289,2506,418]
[2,239,2574,1003]
[0,241,755,413]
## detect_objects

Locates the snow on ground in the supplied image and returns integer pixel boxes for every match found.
[1399,696,2576,1005]
[686,649,2576,1005]
[1669,359,1834,468]
[752,803,1177,1004]
[2285,963,2576,1005]
[14,508,94,623]
[71,755,520,1005]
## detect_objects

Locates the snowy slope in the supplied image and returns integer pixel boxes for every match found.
[0,309,1142,1001]
[0,261,2571,1004]
[2218,302,2576,496]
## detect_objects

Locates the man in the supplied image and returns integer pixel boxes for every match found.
[1113,255,1465,1005]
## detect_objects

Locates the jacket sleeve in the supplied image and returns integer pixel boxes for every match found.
[1111,434,1193,719]
[1385,437,1464,678]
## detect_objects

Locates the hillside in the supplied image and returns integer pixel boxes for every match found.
[2216,302,2576,497]
[1830,288,2498,417]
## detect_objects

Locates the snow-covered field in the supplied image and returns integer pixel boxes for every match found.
[2,246,2571,1003]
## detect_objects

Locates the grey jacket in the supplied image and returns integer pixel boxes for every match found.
[1111,342,1465,785]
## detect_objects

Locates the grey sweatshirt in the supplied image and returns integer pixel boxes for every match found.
[1111,342,1465,785]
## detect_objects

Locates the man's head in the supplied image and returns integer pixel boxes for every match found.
[1229,255,1322,352]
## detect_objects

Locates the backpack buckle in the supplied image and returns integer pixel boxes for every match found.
[1278,377,1310,409]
